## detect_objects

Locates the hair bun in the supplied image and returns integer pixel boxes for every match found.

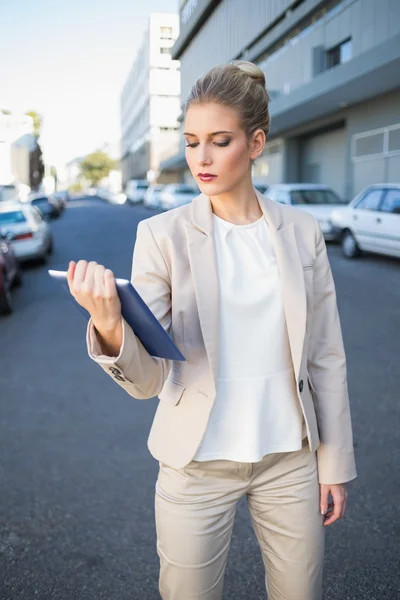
[230,60,266,86]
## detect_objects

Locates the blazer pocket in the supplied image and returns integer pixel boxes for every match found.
[302,264,314,270]
[158,378,186,406]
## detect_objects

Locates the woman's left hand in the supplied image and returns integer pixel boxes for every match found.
[320,483,348,526]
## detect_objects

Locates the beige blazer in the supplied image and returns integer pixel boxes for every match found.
[87,190,357,484]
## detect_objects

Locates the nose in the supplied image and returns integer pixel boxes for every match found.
[198,145,212,167]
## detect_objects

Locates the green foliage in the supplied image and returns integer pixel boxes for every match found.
[1,108,11,115]
[69,181,83,194]
[80,150,117,187]
[25,110,43,137]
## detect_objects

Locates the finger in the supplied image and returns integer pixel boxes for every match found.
[73,260,89,291]
[94,264,106,297]
[83,261,97,294]
[104,268,117,298]
[340,495,348,519]
[320,485,329,516]
[323,496,343,526]
[66,261,76,290]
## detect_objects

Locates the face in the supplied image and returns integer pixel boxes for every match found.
[184,102,265,196]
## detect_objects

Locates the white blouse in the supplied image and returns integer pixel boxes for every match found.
[194,213,305,463]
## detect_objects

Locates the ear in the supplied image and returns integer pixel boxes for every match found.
[250,129,266,160]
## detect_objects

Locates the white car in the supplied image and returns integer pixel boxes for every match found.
[144,184,165,209]
[264,184,348,240]
[330,184,400,259]
[159,183,199,211]
[0,201,53,263]
[125,179,150,204]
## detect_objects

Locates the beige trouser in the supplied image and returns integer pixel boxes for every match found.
[155,439,325,600]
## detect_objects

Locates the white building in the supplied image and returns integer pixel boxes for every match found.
[120,13,181,185]
[65,156,84,188]
[0,113,35,187]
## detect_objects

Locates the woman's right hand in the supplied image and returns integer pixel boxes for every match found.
[67,261,123,348]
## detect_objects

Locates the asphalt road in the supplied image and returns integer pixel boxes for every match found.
[1,197,399,600]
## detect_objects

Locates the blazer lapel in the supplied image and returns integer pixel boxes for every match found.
[257,192,307,379]
[186,195,220,391]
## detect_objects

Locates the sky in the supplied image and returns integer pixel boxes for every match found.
[0,0,179,172]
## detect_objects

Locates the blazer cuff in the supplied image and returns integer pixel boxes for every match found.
[317,447,357,484]
[86,317,137,368]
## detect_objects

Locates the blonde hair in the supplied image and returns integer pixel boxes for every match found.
[185,60,270,141]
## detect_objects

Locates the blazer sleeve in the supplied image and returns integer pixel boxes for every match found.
[308,219,357,484]
[86,219,172,400]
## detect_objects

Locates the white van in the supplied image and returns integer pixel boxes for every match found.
[125,180,150,205]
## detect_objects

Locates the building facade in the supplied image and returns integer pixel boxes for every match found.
[120,13,181,186]
[0,113,35,186]
[162,0,400,198]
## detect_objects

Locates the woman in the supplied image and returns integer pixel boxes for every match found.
[67,61,357,600]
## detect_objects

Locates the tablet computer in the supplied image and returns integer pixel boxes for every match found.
[48,270,185,361]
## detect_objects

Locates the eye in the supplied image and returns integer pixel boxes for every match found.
[185,143,198,148]
[215,140,230,147]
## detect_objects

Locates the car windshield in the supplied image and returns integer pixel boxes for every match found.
[290,189,345,205]
[0,211,27,225]
[31,198,48,205]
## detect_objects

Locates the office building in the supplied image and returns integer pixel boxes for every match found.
[161,0,400,198]
[121,13,181,185]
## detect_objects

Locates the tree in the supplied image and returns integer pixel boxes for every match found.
[29,143,45,191]
[80,150,117,187]
[25,110,43,138]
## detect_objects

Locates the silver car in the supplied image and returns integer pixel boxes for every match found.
[330,184,400,259]
[144,184,165,209]
[265,184,348,240]
[159,184,199,211]
[0,201,53,263]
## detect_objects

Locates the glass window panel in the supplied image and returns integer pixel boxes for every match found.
[356,189,383,211]
[388,128,400,152]
[380,190,400,214]
[354,132,385,157]
[0,210,26,224]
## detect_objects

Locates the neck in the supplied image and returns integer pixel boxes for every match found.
[209,178,263,225]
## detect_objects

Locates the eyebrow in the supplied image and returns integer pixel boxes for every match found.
[183,130,234,137]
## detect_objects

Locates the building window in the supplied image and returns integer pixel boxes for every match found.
[254,0,347,70]
[160,26,173,39]
[327,38,352,69]
[160,47,171,55]
[352,124,400,161]
[353,131,384,158]
[388,126,400,153]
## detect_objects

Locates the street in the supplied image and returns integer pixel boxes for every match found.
[1,197,399,600]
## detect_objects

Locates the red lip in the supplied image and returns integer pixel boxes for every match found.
[198,173,217,181]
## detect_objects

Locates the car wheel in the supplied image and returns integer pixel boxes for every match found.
[13,266,23,287]
[47,237,54,255]
[0,275,13,315]
[341,230,361,258]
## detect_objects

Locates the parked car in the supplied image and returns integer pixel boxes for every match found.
[27,193,61,219]
[53,190,70,210]
[0,184,19,203]
[144,184,165,209]
[125,179,150,204]
[159,183,199,211]
[0,201,53,263]
[330,184,400,259]
[265,183,348,240]
[0,233,23,315]
[97,188,126,204]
